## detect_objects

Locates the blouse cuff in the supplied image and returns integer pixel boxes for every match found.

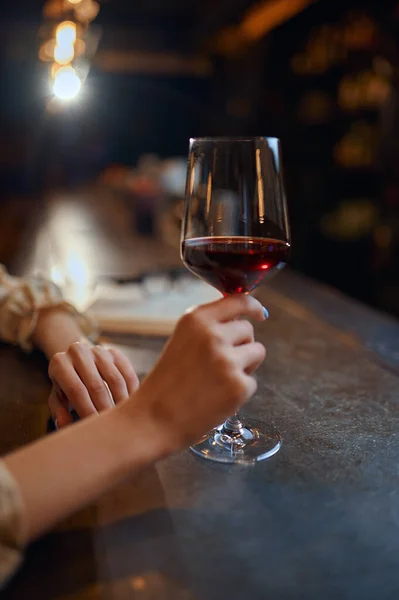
[0,461,24,588]
[0,267,98,351]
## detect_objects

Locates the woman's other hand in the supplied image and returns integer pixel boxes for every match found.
[48,345,139,428]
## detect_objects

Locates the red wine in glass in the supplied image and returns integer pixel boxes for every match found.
[182,236,290,296]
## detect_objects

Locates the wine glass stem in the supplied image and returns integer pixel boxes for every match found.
[223,413,243,433]
[221,307,246,434]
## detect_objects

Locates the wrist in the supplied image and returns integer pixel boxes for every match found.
[32,308,87,359]
[115,393,176,469]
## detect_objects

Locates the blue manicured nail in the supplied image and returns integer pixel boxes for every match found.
[263,306,269,319]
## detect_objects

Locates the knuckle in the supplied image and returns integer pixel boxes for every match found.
[202,330,220,353]
[108,347,122,359]
[178,309,209,338]
[107,347,122,361]
[180,309,199,328]
[48,354,66,380]
[88,379,107,395]
[238,294,252,309]
[208,324,224,344]
[240,294,260,315]
[243,320,254,338]
[92,345,104,355]
[49,352,65,370]
[213,348,234,372]
[107,371,124,387]
[68,342,84,357]
[66,381,85,400]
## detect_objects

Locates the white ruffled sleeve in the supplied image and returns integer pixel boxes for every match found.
[0,461,24,588]
[0,265,97,350]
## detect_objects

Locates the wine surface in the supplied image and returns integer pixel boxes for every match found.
[182,236,290,295]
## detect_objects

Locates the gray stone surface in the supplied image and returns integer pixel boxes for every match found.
[6,281,398,600]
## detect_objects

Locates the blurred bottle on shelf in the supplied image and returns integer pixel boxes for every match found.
[291,11,379,77]
[338,70,391,112]
[334,121,376,169]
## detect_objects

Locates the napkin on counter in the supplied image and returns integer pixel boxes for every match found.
[87,276,220,336]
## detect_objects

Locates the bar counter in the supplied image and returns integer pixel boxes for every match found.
[1,191,399,600]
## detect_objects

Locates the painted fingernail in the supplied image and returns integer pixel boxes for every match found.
[54,418,59,431]
[263,306,269,319]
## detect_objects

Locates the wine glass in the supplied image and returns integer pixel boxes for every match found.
[181,137,290,464]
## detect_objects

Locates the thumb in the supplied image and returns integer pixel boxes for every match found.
[48,387,73,429]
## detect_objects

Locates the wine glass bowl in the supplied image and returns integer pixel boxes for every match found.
[182,236,290,296]
[181,137,290,464]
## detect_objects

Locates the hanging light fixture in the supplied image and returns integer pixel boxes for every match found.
[40,0,101,104]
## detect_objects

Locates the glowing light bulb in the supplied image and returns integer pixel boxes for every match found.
[54,43,75,65]
[55,21,77,46]
[53,66,81,100]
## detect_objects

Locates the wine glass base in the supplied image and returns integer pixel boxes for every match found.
[190,418,282,465]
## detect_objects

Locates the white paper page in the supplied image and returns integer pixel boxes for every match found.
[87,278,221,336]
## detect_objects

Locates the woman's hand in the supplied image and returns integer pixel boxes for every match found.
[129,294,266,456]
[48,344,139,428]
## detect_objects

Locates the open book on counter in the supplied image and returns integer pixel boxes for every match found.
[87,276,220,336]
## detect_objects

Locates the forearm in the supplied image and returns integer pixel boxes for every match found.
[3,402,161,544]
[31,309,90,359]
